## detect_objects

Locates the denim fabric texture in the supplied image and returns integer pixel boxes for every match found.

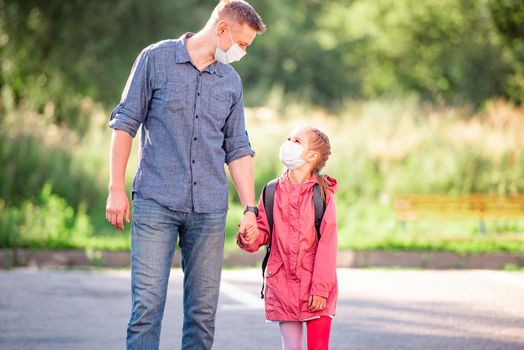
[126,193,227,350]
[109,33,255,213]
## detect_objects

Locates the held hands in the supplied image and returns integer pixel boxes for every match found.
[238,223,260,246]
[238,209,257,236]
[308,295,327,312]
[238,209,259,245]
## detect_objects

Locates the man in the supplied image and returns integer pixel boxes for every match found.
[105,1,266,349]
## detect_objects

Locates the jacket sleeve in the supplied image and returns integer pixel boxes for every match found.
[236,189,271,253]
[310,191,338,299]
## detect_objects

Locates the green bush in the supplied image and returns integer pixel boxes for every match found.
[0,182,92,248]
[0,108,113,217]
[1,0,523,131]
[1,99,524,253]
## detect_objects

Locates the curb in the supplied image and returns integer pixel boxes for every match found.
[338,251,524,269]
[1,249,523,269]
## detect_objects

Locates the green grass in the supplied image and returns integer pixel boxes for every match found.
[338,198,524,253]
[5,198,522,254]
[2,100,524,253]
[503,264,524,272]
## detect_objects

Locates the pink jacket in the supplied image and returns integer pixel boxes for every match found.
[237,170,339,321]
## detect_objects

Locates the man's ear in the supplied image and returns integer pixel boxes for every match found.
[215,20,228,35]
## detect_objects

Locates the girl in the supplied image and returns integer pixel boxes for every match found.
[238,126,339,350]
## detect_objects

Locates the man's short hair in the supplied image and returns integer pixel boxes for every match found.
[210,0,266,33]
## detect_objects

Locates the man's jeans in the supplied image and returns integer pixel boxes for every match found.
[126,192,227,350]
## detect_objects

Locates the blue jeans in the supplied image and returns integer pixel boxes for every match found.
[126,192,227,350]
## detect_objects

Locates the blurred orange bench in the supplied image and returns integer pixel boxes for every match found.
[394,195,524,234]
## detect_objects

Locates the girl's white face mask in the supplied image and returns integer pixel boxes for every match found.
[279,140,305,170]
[215,27,246,64]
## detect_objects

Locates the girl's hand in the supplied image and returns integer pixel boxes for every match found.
[239,211,257,240]
[308,295,327,312]
[241,224,259,245]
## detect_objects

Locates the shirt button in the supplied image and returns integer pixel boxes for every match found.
[194,137,197,141]
[197,92,200,96]
[194,181,197,185]
[196,115,199,119]
[192,160,195,163]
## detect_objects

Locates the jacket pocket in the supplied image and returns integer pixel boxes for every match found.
[301,254,315,273]
[300,255,315,310]
[266,260,284,278]
[265,260,285,314]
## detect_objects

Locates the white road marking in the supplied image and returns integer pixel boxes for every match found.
[478,270,524,288]
[220,280,264,310]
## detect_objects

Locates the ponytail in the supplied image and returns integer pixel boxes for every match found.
[316,172,330,201]
[303,126,331,201]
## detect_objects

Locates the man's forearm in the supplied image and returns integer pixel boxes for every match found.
[228,155,256,208]
[109,129,133,192]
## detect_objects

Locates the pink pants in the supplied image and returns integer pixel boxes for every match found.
[279,316,332,350]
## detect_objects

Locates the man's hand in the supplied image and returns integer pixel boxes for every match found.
[238,211,257,238]
[239,223,259,245]
[106,189,130,231]
[308,295,327,313]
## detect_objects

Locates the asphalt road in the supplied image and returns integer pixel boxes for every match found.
[0,267,523,350]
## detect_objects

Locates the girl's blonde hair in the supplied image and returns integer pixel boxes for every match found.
[303,126,332,201]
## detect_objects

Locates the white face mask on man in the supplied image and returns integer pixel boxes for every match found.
[215,27,246,64]
[279,140,306,170]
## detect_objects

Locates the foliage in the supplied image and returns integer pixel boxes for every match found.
[1,1,523,253]
[1,0,524,132]
[0,182,92,248]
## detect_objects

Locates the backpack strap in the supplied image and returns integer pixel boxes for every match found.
[263,179,278,237]
[260,179,277,299]
[313,184,325,241]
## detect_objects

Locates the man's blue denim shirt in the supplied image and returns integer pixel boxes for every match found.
[109,33,255,213]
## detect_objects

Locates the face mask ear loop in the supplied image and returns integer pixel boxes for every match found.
[227,27,236,47]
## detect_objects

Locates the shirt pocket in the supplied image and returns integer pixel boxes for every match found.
[163,82,189,114]
[208,87,232,120]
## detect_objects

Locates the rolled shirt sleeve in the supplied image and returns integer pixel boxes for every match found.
[222,86,255,164]
[109,47,153,138]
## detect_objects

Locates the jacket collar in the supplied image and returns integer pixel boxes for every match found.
[278,169,320,193]
[278,169,339,195]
